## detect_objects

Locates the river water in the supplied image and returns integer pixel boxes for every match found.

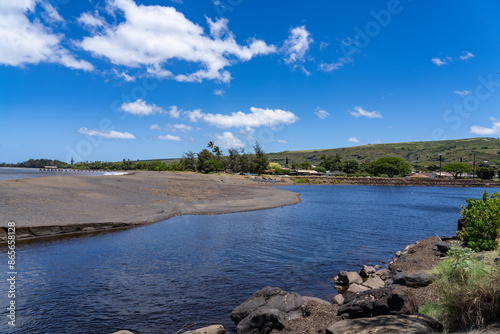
[1,185,499,333]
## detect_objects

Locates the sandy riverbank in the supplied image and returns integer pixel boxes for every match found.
[0,171,301,242]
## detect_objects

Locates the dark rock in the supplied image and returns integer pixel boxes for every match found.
[441,235,459,242]
[326,314,443,334]
[457,217,467,232]
[231,287,317,334]
[434,242,453,254]
[494,257,500,264]
[392,272,435,287]
[235,309,285,334]
[359,265,376,278]
[0,228,6,242]
[338,285,418,319]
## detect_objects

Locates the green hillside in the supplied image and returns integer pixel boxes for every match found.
[267,137,500,167]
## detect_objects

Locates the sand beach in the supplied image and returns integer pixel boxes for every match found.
[0,171,301,242]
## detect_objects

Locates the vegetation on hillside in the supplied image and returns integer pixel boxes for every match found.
[267,137,500,171]
[3,138,500,178]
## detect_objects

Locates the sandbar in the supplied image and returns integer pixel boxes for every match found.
[0,171,301,242]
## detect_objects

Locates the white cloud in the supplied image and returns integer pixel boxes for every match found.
[40,2,63,23]
[453,90,472,97]
[158,134,181,141]
[78,127,136,139]
[150,124,162,130]
[213,89,225,96]
[349,106,382,119]
[470,119,500,135]
[318,58,350,72]
[184,109,204,123]
[112,69,135,82]
[78,0,275,83]
[432,52,474,66]
[431,57,449,66]
[77,12,106,29]
[314,107,330,119]
[214,132,244,149]
[121,99,162,116]
[276,139,288,144]
[165,124,193,132]
[167,106,181,119]
[281,25,313,74]
[0,1,93,71]
[319,41,329,50]
[185,107,299,129]
[348,137,360,143]
[459,51,474,60]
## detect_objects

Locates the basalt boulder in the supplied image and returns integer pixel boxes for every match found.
[231,287,329,334]
[338,285,418,319]
[392,272,434,288]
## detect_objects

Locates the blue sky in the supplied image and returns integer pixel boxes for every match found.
[1,0,500,163]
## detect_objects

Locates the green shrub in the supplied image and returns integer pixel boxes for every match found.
[429,246,500,330]
[459,191,500,251]
[314,166,327,173]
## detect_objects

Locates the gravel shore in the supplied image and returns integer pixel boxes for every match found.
[0,171,301,241]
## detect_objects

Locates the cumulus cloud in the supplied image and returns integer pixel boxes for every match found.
[0,1,93,71]
[214,132,244,149]
[281,25,313,74]
[165,124,193,132]
[185,107,299,128]
[348,137,360,143]
[158,134,181,141]
[349,106,382,119]
[150,124,162,130]
[314,108,330,119]
[78,127,136,139]
[276,139,288,144]
[453,90,472,97]
[121,99,180,118]
[470,118,500,135]
[78,0,275,82]
[121,99,162,116]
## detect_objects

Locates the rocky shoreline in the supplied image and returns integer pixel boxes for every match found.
[165,225,464,334]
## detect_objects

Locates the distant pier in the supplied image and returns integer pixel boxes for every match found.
[39,167,104,173]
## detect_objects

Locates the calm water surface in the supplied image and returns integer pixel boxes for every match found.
[1,185,499,334]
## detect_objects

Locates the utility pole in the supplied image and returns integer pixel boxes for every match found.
[439,153,442,177]
[473,152,476,179]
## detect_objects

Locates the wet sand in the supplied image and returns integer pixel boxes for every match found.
[0,172,301,242]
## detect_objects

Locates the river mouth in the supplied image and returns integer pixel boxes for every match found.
[1,185,498,333]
